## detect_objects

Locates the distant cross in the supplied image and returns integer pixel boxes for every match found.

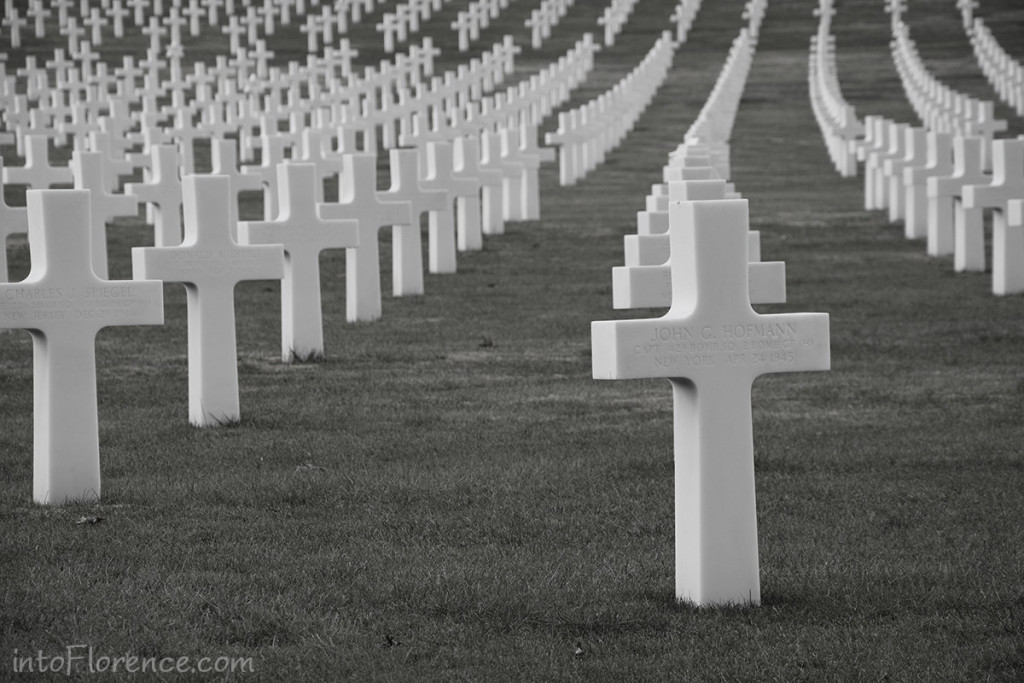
[381,147,451,294]
[242,130,295,220]
[479,130,514,235]
[420,139,481,259]
[0,190,163,503]
[905,132,954,252]
[319,154,412,322]
[927,136,989,273]
[125,144,184,247]
[84,8,108,45]
[27,1,52,38]
[4,8,28,48]
[71,151,139,279]
[592,198,830,606]
[238,163,359,361]
[132,175,284,426]
[210,138,264,238]
[453,134,498,250]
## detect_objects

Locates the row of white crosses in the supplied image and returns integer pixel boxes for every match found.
[807,0,863,178]
[684,25,757,154]
[0,0,382,49]
[0,21,596,277]
[858,115,1024,295]
[524,0,575,50]
[611,145,783,312]
[375,0,448,54]
[670,0,702,45]
[966,17,1024,119]
[807,2,1024,297]
[591,144,831,606]
[545,31,678,186]
[597,0,639,48]
[0,31,494,193]
[0,130,556,503]
[450,0,510,53]
[890,14,1007,168]
[0,13,609,503]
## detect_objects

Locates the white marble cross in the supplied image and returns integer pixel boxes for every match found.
[381,148,452,293]
[963,139,1024,295]
[319,154,413,322]
[126,144,184,247]
[927,136,989,272]
[133,175,284,426]
[884,126,927,229]
[71,151,139,280]
[904,131,953,250]
[0,190,164,503]
[421,140,482,257]
[452,135,493,252]
[592,198,830,606]
[2,135,73,190]
[239,163,359,361]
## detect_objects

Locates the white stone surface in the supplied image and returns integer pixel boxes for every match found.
[133,175,284,426]
[592,199,830,606]
[239,163,359,361]
[0,190,163,503]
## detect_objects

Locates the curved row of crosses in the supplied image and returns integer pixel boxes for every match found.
[807,0,1024,297]
[807,0,862,177]
[961,4,1024,119]
[540,0,704,187]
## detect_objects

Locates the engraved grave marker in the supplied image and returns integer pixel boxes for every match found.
[0,190,164,503]
[592,199,830,606]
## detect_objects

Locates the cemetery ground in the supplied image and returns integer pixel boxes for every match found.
[2,0,1024,679]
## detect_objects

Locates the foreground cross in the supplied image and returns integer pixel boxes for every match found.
[133,175,284,426]
[592,198,830,606]
[0,190,164,503]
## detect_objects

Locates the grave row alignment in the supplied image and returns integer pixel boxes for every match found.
[588,0,832,607]
[0,0,766,509]
[808,0,1024,297]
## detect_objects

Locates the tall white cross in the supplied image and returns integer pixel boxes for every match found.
[133,175,284,426]
[382,147,452,288]
[319,154,412,322]
[126,144,184,247]
[239,163,359,361]
[0,190,164,503]
[592,198,830,606]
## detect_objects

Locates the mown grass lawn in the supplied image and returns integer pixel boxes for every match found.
[2,0,1023,679]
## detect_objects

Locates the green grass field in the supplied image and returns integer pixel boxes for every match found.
[2,0,1024,679]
